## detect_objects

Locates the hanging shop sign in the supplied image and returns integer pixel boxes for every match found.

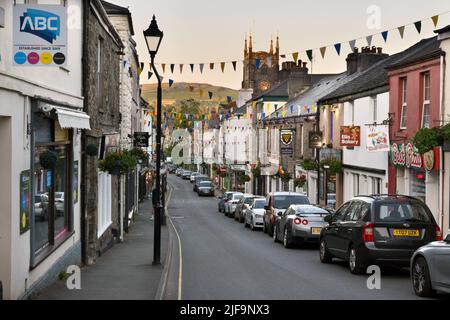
[100,133,120,160]
[309,131,323,149]
[366,125,390,152]
[13,4,67,67]
[20,170,31,234]
[280,129,294,156]
[340,126,360,147]
[133,132,150,148]
[390,143,422,168]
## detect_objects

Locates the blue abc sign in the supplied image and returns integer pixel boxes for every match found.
[19,8,60,44]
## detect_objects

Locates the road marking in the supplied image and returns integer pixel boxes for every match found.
[166,183,183,300]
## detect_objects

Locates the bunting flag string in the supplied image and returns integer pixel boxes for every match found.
[147,11,449,78]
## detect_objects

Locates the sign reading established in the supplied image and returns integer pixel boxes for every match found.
[13,5,67,67]
[280,129,294,156]
[340,126,360,147]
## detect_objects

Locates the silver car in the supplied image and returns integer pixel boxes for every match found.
[244,197,266,231]
[273,204,330,248]
[411,233,450,297]
[224,192,243,217]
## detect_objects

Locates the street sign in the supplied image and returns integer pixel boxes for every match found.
[134,132,150,147]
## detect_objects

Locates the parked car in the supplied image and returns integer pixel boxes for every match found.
[224,192,244,217]
[190,172,201,183]
[244,197,266,231]
[327,193,336,208]
[34,193,49,221]
[218,192,233,213]
[411,233,450,297]
[263,192,310,236]
[176,168,184,176]
[54,192,65,216]
[233,194,254,221]
[273,205,330,248]
[181,170,191,180]
[197,181,214,196]
[193,175,209,192]
[319,195,442,274]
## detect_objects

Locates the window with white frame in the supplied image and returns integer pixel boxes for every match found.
[422,73,430,128]
[97,171,112,238]
[353,173,360,197]
[400,78,407,129]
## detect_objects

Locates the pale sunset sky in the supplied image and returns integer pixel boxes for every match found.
[111,0,450,90]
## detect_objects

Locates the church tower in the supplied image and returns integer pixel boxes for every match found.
[242,34,280,97]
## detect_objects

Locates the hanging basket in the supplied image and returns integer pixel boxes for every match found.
[85,143,99,157]
[294,175,307,188]
[301,158,317,171]
[98,150,137,176]
[39,150,58,169]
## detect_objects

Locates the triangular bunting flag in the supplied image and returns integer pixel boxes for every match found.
[232,61,237,71]
[158,76,164,82]
[366,35,373,47]
[319,47,326,59]
[199,63,204,74]
[148,71,153,80]
[432,15,439,27]
[280,54,286,58]
[179,64,184,74]
[398,26,405,39]
[334,43,341,55]
[349,40,356,52]
[162,64,166,73]
[210,63,214,70]
[221,62,225,73]
[414,21,422,34]
[190,64,194,73]
[381,31,388,42]
[170,64,175,73]
[292,52,299,62]
[208,91,213,99]
[255,58,261,69]
[306,49,313,61]
[227,96,232,104]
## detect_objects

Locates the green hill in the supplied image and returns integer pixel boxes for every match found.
[141,82,238,111]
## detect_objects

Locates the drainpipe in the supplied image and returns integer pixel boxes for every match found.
[439,53,446,233]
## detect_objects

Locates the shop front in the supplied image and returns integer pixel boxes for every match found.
[389,142,440,221]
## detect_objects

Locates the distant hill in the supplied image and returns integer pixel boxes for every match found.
[141,82,239,111]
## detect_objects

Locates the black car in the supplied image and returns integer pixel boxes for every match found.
[319,195,441,274]
[197,181,214,196]
[193,175,209,192]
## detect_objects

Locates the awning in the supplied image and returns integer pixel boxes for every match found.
[40,103,91,130]
[56,107,91,130]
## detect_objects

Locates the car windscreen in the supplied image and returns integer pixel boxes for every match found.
[374,200,432,223]
[244,197,255,205]
[296,207,329,215]
[233,194,243,200]
[274,195,309,209]
[253,199,266,209]
[199,182,211,187]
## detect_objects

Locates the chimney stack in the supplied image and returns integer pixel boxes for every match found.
[346,46,389,75]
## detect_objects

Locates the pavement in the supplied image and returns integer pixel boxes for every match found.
[34,197,170,300]
[166,174,431,300]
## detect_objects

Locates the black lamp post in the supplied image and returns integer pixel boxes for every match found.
[144,15,163,265]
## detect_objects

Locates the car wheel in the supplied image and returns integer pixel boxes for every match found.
[349,246,366,274]
[283,227,293,248]
[319,238,332,263]
[273,224,279,243]
[412,257,436,297]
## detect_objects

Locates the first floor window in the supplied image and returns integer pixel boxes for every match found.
[97,171,112,238]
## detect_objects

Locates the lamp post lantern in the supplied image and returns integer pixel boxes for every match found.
[144,15,163,265]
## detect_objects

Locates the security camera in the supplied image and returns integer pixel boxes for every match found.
[40,104,53,113]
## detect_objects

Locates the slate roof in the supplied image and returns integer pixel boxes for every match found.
[101,1,135,35]
[319,36,440,104]
[252,81,289,101]
[435,25,450,34]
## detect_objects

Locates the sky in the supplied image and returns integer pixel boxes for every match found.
[111,0,450,90]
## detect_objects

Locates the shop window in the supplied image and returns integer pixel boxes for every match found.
[400,78,407,129]
[32,111,72,259]
[97,171,112,238]
[422,73,430,128]
[410,168,426,203]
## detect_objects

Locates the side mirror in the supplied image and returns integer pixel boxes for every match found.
[264,205,269,211]
[324,214,333,223]
[445,234,450,243]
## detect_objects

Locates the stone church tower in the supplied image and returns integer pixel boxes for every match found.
[242,34,280,97]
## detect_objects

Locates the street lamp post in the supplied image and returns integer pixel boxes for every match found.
[144,15,163,265]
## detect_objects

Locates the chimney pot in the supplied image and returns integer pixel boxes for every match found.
[298,59,302,66]
[302,62,307,68]
[377,47,382,54]
[371,46,376,53]
[354,47,358,53]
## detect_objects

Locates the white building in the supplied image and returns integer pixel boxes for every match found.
[0,1,89,299]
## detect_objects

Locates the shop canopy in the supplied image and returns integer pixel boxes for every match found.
[41,103,91,130]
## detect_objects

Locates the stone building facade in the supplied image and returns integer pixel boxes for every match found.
[81,0,123,265]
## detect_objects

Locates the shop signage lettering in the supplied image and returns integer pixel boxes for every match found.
[390,143,422,169]
[340,126,360,147]
[280,129,294,156]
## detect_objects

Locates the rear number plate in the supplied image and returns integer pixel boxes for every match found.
[392,229,420,237]
[311,227,322,235]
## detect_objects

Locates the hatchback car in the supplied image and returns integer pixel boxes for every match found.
[319,195,442,274]
[218,192,233,213]
[263,192,310,236]
[181,171,191,180]
[224,192,244,217]
[197,181,214,196]
[233,194,254,221]
[244,197,266,230]
[190,172,201,183]
[193,175,209,192]
[411,233,450,297]
[273,205,330,248]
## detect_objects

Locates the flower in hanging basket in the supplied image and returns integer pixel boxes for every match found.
[98,150,137,175]
[301,158,317,171]
[85,143,99,157]
[39,150,58,169]
[294,175,307,188]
